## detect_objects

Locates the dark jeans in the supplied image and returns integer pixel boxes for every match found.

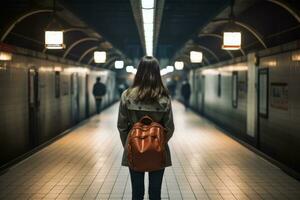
[95,99,102,114]
[129,168,165,200]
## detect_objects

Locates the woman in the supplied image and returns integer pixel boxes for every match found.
[117,56,174,200]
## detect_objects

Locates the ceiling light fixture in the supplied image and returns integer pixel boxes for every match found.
[222,32,241,50]
[126,65,134,73]
[141,0,155,9]
[174,61,184,70]
[94,51,106,63]
[190,51,203,63]
[45,0,65,49]
[115,60,124,69]
[0,51,12,61]
[167,65,174,73]
[222,0,241,50]
[141,0,155,56]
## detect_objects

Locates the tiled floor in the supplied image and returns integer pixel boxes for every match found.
[0,101,299,200]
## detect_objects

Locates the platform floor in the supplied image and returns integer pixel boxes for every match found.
[0,101,299,200]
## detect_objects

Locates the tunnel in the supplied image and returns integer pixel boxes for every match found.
[0,0,300,199]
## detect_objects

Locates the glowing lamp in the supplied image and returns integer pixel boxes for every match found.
[94,51,106,63]
[141,0,154,9]
[132,68,137,74]
[292,54,300,61]
[222,32,241,50]
[45,31,65,49]
[142,9,154,24]
[190,51,203,63]
[126,65,134,73]
[160,68,168,76]
[167,66,174,73]
[0,51,12,61]
[174,61,184,70]
[115,60,124,69]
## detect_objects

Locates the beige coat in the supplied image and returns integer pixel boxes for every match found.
[117,88,175,167]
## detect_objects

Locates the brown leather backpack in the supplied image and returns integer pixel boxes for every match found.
[127,116,166,172]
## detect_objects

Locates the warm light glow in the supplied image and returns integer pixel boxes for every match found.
[45,31,65,49]
[174,61,184,70]
[222,32,241,50]
[292,54,300,61]
[94,51,106,63]
[141,0,154,8]
[190,51,203,63]
[218,65,248,72]
[54,66,62,72]
[265,61,277,67]
[39,66,53,72]
[115,60,124,69]
[65,67,89,73]
[0,51,12,61]
[202,69,219,75]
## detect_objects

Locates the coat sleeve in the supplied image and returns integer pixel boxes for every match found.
[117,92,130,147]
[162,100,175,143]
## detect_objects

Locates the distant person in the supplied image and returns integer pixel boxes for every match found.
[92,77,107,114]
[117,56,174,200]
[166,79,176,98]
[181,79,191,110]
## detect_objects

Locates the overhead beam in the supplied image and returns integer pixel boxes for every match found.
[1,9,53,42]
[211,19,267,49]
[193,44,220,62]
[63,37,99,58]
[103,57,119,69]
[78,46,98,62]
[42,28,101,53]
[266,0,300,23]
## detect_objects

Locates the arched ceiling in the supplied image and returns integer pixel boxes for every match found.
[0,0,299,70]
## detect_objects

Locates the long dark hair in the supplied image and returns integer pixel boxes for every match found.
[128,56,169,102]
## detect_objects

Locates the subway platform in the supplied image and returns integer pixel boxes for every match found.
[0,102,299,200]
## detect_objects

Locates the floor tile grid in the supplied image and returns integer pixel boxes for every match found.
[96,147,124,199]
[178,126,249,200]
[169,113,206,199]
[172,122,227,200]
[0,139,70,191]
[188,121,277,200]
[34,127,113,199]
[19,122,113,198]
[62,125,120,199]
[163,163,182,200]
[204,127,299,199]
[0,132,91,199]
[180,111,298,199]
[1,102,300,200]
